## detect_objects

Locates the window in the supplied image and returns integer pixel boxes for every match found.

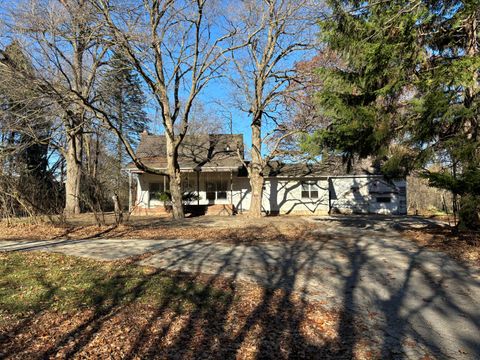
[376,197,391,203]
[150,183,162,200]
[206,175,228,201]
[301,181,319,199]
[398,186,406,196]
[149,177,169,201]
[182,174,195,192]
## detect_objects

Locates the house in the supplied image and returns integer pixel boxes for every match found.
[126,132,407,216]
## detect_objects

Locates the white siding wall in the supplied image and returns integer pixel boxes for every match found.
[329,177,406,215]
[261,178,329,214]
[135,172,407,215]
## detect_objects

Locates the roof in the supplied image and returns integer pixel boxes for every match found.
[127,133,244,171]
[258,157,376,178]
[128,132,378,177]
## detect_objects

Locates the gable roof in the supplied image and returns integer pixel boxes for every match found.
[127,133,244,171]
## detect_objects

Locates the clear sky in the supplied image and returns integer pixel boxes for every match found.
[0,0,318,159]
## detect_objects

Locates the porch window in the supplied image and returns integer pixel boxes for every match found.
[149,183,163,201]
[182,174,195,192]
[149,177,169,201]
[301,181,319,199]
[206,175,228,201]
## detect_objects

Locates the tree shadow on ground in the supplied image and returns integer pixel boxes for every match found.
[1,220,479,359]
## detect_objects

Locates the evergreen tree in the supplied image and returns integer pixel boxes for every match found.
[306,0,479,229]
[99,52,148,186]
[0,41,58,215]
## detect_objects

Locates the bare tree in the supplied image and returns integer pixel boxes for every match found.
[77,0,245,219]
[1,0,109,215]
[227,0,319,217]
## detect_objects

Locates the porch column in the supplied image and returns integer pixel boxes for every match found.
[230,170,233,212]
[196,170,200,205]
[128,171,132,213]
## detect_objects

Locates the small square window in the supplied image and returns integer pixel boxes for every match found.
[301,181,318,199]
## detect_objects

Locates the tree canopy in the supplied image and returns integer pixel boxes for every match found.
[305,0,479,228]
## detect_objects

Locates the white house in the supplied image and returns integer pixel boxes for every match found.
[126,133,407,216]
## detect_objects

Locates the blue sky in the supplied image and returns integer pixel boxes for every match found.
[0,0,318,159]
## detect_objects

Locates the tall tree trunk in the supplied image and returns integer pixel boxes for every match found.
[166,135,184,218]
[117,102,123,189]
[249,117,264,217]
[465,9,479,140]
[64,130,82,215]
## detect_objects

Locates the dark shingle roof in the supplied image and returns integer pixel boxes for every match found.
[259,157,376,178]
[128,133,244,171]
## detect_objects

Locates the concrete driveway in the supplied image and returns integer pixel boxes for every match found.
[1,216,479,359]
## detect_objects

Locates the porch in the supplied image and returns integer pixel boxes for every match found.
[130,171,250,216]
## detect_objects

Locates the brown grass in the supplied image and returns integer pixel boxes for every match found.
[0,252,379,359]
[0,215,319,245]
[403,227,480,266]
[1,213,478,267]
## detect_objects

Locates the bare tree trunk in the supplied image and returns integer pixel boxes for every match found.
[166,136,184,218]
[249,171,264,217]
[64,131,82,215]
[112,193,123,225]
[465,10,479,140]
[117,103,123,189]
[249,118,264,217]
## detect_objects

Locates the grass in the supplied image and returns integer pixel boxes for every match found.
[0,252,229,319]
[0,251,365,359]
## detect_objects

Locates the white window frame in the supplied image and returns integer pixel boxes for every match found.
[301,181,319,199]
[149,176,169,205]
[206,173,228,201]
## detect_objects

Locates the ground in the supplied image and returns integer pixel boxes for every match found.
[0,215,479,359]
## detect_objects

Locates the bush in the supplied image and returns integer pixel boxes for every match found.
[151,191,200,204]
[458,196,480,231]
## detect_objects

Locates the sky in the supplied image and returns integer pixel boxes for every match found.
[0,0,319,159]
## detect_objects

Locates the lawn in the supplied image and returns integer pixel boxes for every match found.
[0,251,371,359]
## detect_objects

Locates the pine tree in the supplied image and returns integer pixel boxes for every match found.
[0,41,57,214]
[307,0,479,229]
[99,52,148,187]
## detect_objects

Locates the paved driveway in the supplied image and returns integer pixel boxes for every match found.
[1,216,479,359]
